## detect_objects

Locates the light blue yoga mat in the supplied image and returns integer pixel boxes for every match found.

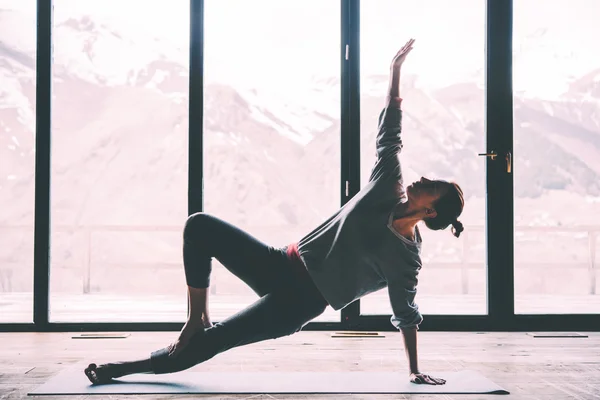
[29,368,509,395]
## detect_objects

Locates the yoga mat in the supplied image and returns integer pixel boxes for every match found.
[29,368,509,395]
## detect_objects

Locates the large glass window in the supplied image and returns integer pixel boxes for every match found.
[359,0,487,316]
[513,0,600,314]
[0,1,36,323]
[50,1,189,322]
[204,0,341,322]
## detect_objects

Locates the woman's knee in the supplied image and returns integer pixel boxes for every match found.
[183,212,214,241]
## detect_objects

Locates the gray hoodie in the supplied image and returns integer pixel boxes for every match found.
[298,106,423,329]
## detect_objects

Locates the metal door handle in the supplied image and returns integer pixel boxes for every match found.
[478,150,512,173]
[478,151,497,160]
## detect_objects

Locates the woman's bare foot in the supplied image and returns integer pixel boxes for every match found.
[84,363,117,385]
[84,358,152,384]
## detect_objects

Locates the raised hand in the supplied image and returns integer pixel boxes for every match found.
[391,38,415,70]
[410,372,446,385]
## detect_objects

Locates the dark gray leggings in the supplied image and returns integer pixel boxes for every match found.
[150,212,328,374]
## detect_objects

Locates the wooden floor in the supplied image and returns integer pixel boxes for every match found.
[1,331,599,400]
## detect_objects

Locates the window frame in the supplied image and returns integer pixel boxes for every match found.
[1,0,598,333]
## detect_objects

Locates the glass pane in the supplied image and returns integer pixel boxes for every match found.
[0,1,36,323]
[50,1,189,322]
[359,1,487,316]
[513,0,600,314]
[204,0,341,322]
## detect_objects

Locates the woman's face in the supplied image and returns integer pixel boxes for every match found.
[406,177,450,211]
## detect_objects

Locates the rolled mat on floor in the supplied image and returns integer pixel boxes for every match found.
[28,368,509,395]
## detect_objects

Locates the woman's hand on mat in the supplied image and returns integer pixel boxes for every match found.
[410,373,446,385]
[168,319,205,357]
[390,38,415,70]
[168,336,190,357]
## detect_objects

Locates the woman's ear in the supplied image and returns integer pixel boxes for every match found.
[425,208,437,219]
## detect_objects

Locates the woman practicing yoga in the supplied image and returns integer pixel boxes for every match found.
[85,38,464,386]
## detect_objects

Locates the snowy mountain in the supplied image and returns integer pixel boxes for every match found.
[2,6,600,222]
[1,3,600,295]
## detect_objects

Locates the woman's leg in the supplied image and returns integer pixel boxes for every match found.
[182,212,293,295]
[150,284,328,375]
[176,212,298,350]
[84,212,323,384]
[84,284,327,384]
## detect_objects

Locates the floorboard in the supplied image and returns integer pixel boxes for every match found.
[1,331,599,399]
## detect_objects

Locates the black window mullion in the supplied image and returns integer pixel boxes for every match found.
[33,0,53,329]
[340,0,361,328]
[188,0,204,215]
[486,0,515,327]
